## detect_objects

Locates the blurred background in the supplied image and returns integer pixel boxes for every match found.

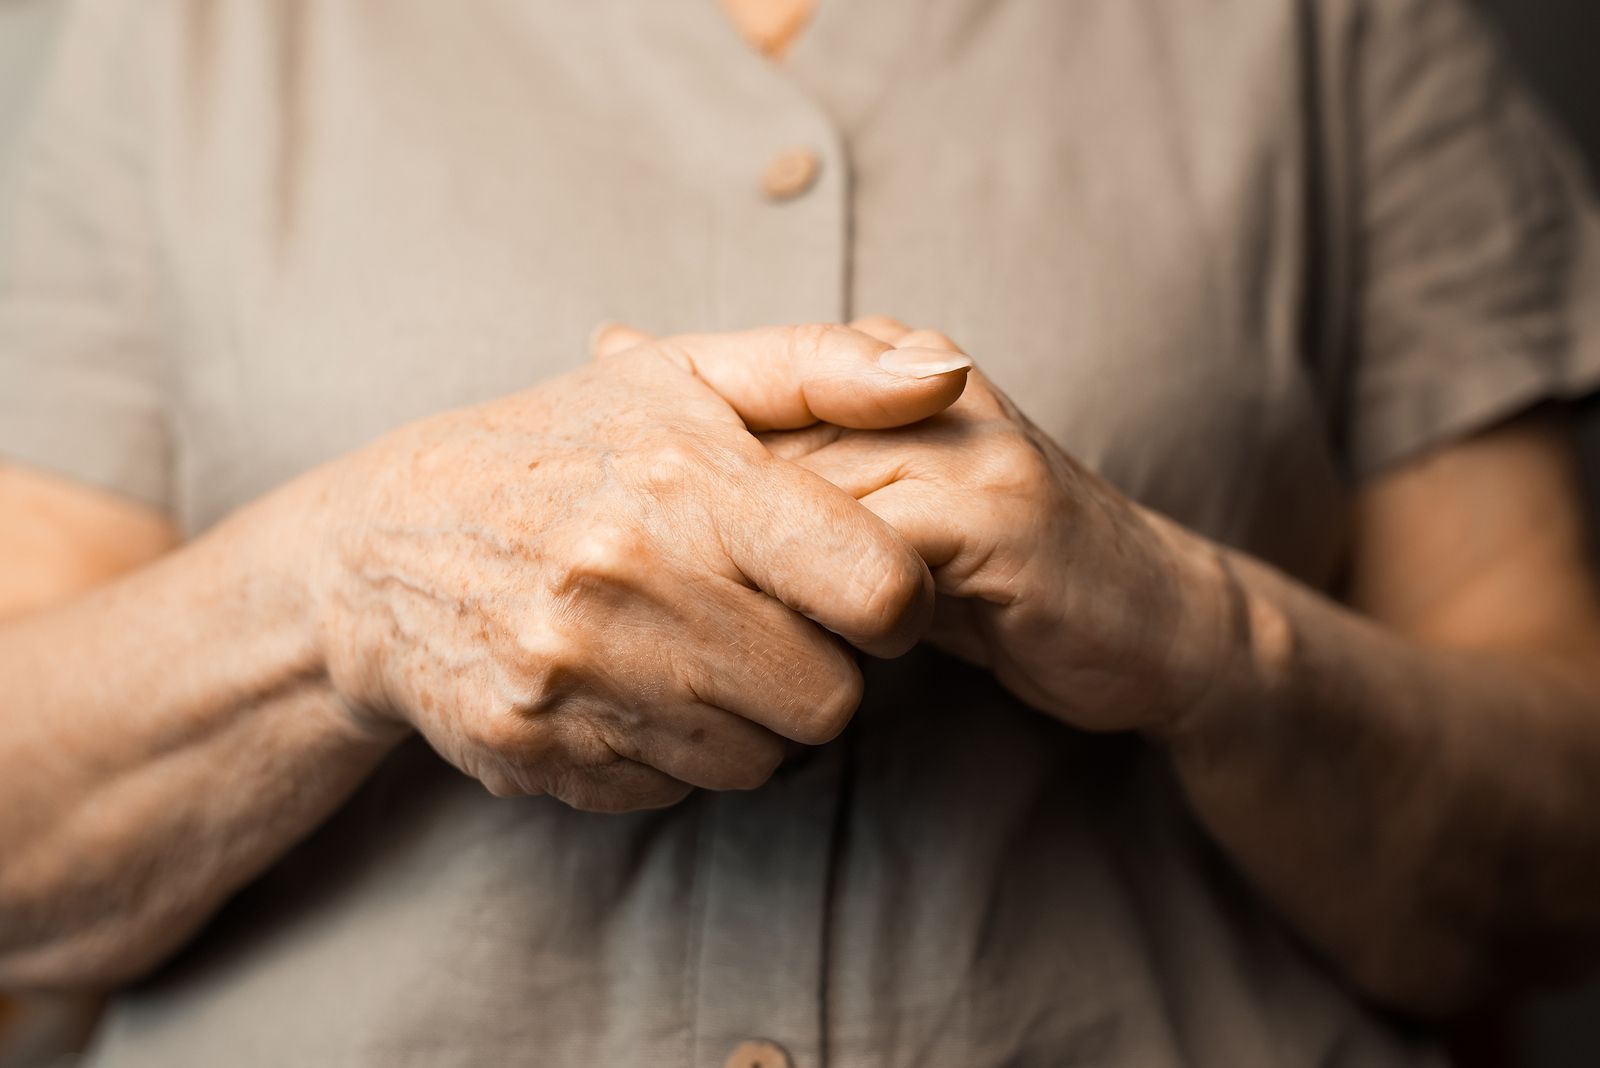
[1,0,1597,1065]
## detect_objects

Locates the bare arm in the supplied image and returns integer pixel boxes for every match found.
[0,466,173,1048]
[0,465,397,989]
[799,321,1600,1016]
[1168,408,1600,1014]
[0,466,179,615]
[0,325,961,991]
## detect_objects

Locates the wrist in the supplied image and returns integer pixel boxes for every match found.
[1142,516,1293,749]
[233,465,406,746]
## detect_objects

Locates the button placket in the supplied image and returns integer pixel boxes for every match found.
[713,113,848,328]
[626,10,855,1066]
[630,0,852,330]
[693,95,849,1068]
[689,745,849,1068]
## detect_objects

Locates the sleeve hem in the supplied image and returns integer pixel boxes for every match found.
[0,424,171,512]
[1347,341,1600,481]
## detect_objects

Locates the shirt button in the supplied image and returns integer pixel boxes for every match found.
[760,147,821,201]
[723,1038,795,1068]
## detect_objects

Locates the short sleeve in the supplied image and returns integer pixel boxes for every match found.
[0,0,171,510]
[1342,0,1600,479]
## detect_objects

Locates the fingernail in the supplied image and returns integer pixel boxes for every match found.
[877,346,973,379]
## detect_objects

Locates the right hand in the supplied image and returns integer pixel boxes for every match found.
[302,325,971,811]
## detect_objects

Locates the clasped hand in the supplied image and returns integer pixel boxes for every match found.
[306,320,1231,812]
[773,318,1235,736]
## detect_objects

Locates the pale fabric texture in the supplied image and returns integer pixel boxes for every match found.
[3,1,1600,1065]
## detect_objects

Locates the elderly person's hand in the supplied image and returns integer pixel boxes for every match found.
[771,319,1232,734]
[0,322,976,987]
[310,325,970,811]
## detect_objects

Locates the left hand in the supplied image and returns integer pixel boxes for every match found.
[772,318,1240,734]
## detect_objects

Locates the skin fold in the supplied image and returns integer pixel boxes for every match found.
[0,325,966,987]
[0,316,1597,1022]
[775,317,1600,1015]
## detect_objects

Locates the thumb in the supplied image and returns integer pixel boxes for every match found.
[658,323,971,431]
[589,322,655,359]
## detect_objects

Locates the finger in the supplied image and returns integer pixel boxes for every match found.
[785,429,907,500]
[467,721,695,812]
[879,329,1015,423]
[621,701,789,791]
[549,527,872,745]
[885,329,1021,414]
[550,757,696,813]
[850,477,967,573]
[660,323,971,431]
[786,440,968,572]
[670,579,867,744]
[590,322,655,359]
[721,458,934,657]
[755,422,843,462]
[848,315,914,345]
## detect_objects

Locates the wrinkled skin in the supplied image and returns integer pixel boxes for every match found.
[768,320,1233,734]
[308,326,969,811]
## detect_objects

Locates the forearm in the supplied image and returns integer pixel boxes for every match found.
[1163,545,1600,1014]
[0,479,399,990]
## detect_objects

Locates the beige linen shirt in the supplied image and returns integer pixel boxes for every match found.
[4,1,1600,1065]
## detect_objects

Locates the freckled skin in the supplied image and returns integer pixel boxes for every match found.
[0,323,962,986]
[310,329,945,811]
[6,310,1600,1009]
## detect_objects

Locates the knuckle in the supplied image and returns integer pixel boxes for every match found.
[630,439,705,491]
[728,760,778,792]
[632,778,697,812]
[556,520,649,594]
[718,743,786,791]
[472,705,535,759]
[851,542,931,639]
[469,696,557,765]
[462,725,548,797]
[508,623,589,707]
[786,322,876,375]
[794,662,863,745]
[981,434,1053,495]
[553,763,692,814]
[539,748,617,811]
[459,652,609,799]
[544,771,609,812]
[786,322,836,365]
[624,436,758,505]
